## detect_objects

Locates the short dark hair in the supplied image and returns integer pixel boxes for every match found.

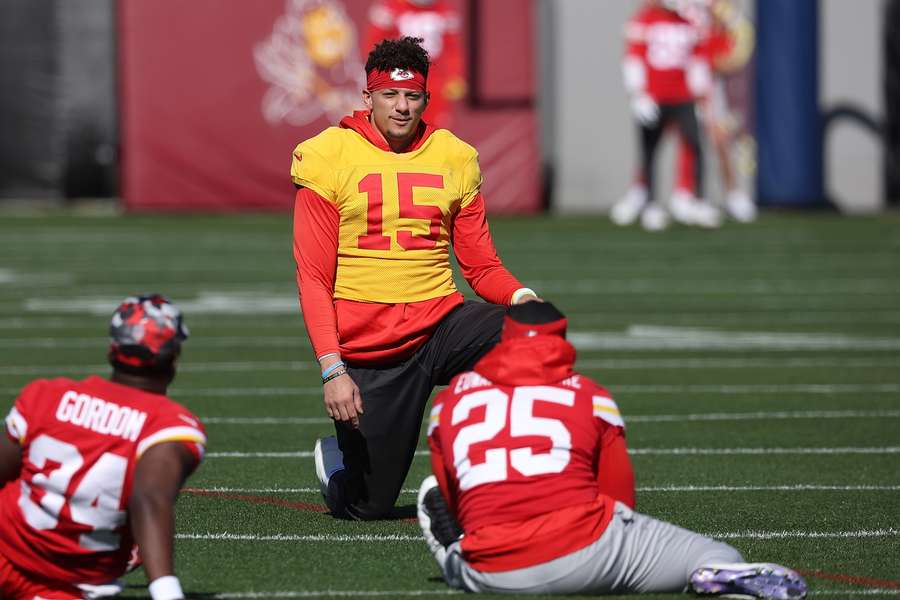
[365,36,430,78]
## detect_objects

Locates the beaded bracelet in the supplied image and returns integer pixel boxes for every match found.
[322,368,348,385]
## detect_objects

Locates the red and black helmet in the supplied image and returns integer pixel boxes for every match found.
[109,294,188,372]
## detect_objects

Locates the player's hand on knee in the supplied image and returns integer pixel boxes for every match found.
[324,373,363,427]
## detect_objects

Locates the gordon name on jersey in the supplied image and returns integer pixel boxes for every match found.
[54,390,147,441]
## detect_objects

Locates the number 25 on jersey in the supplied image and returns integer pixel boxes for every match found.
[450,385,575,491]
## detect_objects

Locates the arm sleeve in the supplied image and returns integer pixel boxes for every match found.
[427,400,459,516]
[589,384,635,508]
[293,187,341,359]
[596,427,635,509]
[622,16,649,95]
[451,193,524,305]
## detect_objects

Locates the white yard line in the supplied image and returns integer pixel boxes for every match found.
[5,312,900,329]
[177,533,423,542]
[164,384,900,398]
[205,447,900,459]
[177,528,898,543]
[195,410,900,426]
[577,357,900,369]
[203,589,900,598]
[213,591,461,598]
[636,484,900,492]
[572,328,900,351]
[628,447,900,456]
[186,484,900,495]
[812,592,900,597]
[708,528,899,540]
[202,417,332,425]
[531,280,900,295]
[6,326,900,351]
[3,357,899,376]
[626,410,900,423]
[0,362,314,376]
[0,337,308,349]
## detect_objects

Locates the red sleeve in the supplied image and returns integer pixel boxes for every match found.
[624,12,648,60]
[451,193,524,305]
[293,187,341,359]
[428,398,459,516]
[596,427,635,509]
[428,435,458,516]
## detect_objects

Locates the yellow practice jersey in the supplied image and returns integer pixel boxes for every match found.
[291,127,481,303]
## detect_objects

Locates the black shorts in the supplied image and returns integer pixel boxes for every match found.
[331,300,505,520]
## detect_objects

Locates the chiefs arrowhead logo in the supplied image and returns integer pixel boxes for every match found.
[390,68,415,81]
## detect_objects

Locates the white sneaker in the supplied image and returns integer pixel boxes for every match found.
[640,202,670,231]
[691,199,723,229]
[313,436,344,498]
[669,189,697,225]
[610,185,648,226]
[726,190,757,223]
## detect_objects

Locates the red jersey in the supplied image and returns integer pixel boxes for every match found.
[427,333,635,572]
[624,4,710,102]
[0,376,206,584]
[364,0,465,128]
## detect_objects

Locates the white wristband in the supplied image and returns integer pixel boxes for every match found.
[149,576,183,600]
[511,288,537,305]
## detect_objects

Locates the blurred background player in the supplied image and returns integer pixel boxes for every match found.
[611,0,721,231]
[418,301,807,598]
[698,0,757,222]
[291,36,538,521]
[363,0,466,128]
[0,294,205,600]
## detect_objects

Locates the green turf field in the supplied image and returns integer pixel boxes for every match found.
[1,211,898,598]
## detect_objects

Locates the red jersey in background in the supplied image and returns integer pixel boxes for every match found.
[364,0,465,127]
[624,3,710,103]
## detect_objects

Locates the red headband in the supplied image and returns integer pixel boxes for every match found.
[366,68,426,92]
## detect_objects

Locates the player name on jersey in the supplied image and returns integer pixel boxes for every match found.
[452,372,492,394]
[55,391,147,441]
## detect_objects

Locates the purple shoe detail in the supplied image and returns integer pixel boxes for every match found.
[690,563,807,599]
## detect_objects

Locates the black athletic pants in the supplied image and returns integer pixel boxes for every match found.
[640,101,704,204]
[329,301,506,520]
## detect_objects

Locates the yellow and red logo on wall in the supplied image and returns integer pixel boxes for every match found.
[254,0,364,126]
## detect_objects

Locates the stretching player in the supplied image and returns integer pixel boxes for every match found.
[291,36,538,521]
[0,295,205,600]
[419,302,807,598]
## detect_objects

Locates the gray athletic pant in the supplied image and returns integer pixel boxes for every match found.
[442,502,743,595]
